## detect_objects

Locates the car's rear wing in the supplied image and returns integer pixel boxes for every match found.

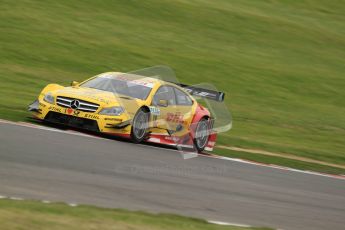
[173,83,225,102]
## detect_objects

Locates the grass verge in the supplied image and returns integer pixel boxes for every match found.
[0,199,271,230]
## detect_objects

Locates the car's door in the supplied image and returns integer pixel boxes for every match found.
[151,85,178,132]
[173,87,195,136]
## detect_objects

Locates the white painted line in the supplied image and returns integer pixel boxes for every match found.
[207,220,252,227]
[0,195,7,199]
[204,147,213,151]
[9,197,24,201]
[182,152,198,159]
[200,154,345,180]
[1,119,344,180]
[41,200,51,204]
[68,203,78,207]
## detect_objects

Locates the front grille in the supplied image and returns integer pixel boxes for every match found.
[45,111,99,132]
[56,96,99,113]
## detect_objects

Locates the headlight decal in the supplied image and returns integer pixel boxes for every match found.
[99,106,124,116]
[43,93,55,104]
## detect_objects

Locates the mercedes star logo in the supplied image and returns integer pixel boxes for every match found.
[70,100,80,109]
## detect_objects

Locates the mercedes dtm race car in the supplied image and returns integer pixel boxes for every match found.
[28,66,231,152]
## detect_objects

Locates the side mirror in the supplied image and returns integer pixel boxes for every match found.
[71,81,79,87]
[158,99,168,107]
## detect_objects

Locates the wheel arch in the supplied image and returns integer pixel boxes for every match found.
[189,104,216,152]
[140,105,150,113]
[191,104,211,125]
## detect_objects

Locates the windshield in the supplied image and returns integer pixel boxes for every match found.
[80,73,154,100]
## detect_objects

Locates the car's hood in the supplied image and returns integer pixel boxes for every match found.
[54,87,141,112]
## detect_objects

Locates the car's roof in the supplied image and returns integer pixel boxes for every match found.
[95,72,190,94]
[98,72,162,84]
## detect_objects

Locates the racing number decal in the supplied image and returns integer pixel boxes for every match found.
[149,106,160,127]
[149,106,160,116]
[152,114,158,127]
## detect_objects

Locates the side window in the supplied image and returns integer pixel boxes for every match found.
[153,86,176,106]
[174,88,193,106]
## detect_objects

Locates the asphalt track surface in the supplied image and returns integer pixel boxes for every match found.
[0,122,344,230]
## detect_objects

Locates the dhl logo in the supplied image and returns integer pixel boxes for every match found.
[167,112,184,124]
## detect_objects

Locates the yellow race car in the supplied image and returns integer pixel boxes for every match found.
[28,66,228,152]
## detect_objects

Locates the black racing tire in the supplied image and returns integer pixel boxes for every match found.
[130,107,150,143]
[193,117,210,152]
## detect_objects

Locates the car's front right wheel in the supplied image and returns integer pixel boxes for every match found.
[130,107,150,143]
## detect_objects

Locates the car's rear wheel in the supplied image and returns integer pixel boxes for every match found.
[131,107,150,143]
[193,118,210,152]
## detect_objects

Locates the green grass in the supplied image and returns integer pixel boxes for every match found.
[0,0,344,166]
[0,199,270,230]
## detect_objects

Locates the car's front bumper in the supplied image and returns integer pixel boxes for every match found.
[28,98,132,135]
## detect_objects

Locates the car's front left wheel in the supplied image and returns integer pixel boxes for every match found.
[130,107,150,143]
